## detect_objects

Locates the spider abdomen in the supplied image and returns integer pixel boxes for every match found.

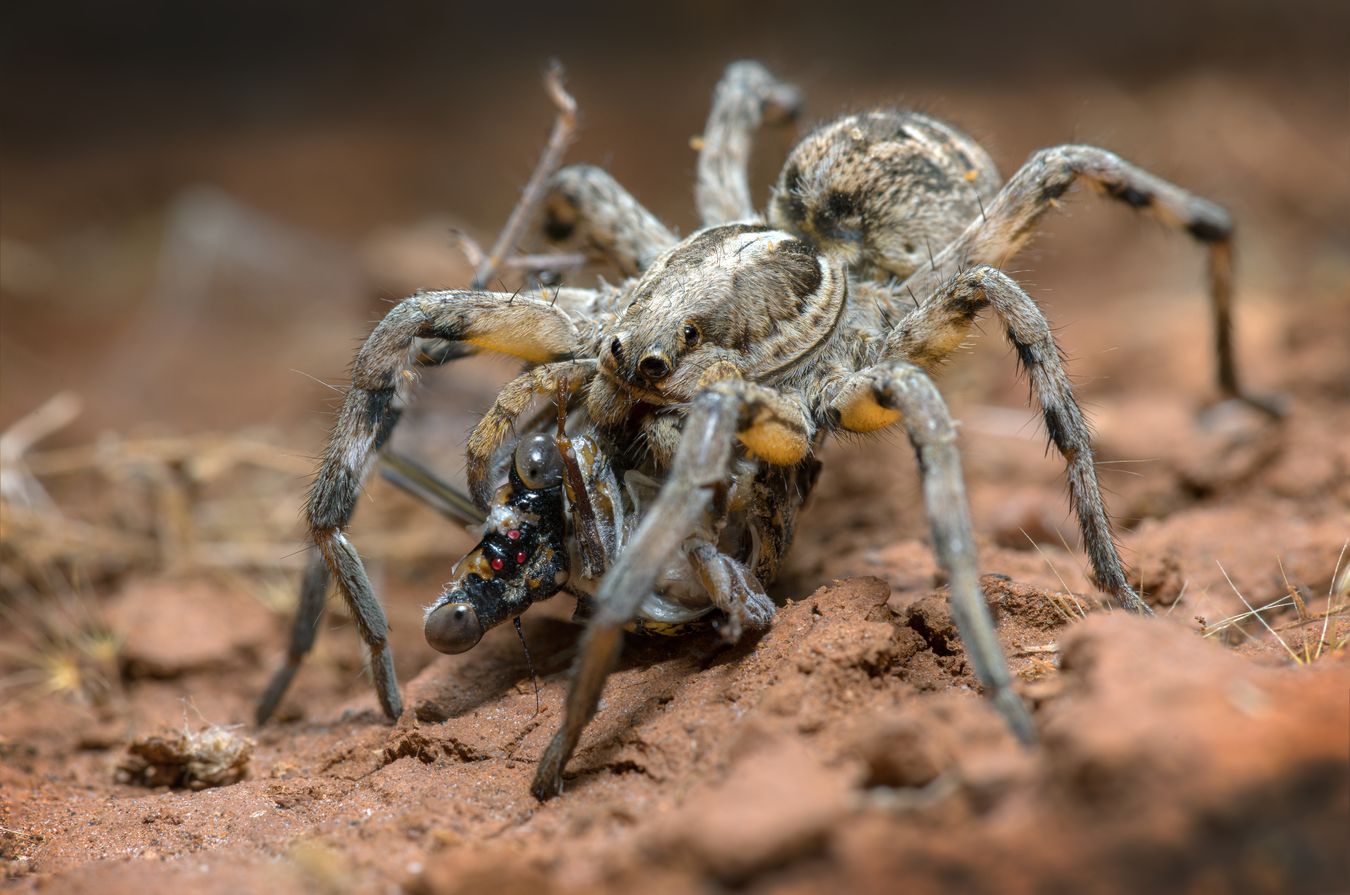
[768,110,1000,279]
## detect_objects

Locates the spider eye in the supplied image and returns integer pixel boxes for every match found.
[514,433,563,489]
[682,324,701,348]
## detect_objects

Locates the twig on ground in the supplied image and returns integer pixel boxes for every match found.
[472,61,578,289]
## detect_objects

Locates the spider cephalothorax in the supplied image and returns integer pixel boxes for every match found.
[602,225,839,392]
[259,61,1272,802]
[589,224,843,466]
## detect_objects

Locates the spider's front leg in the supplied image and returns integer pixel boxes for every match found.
[825,360,1036,745]
[886,265,1150,615]
[906,145,1270,411]
[265,290,587,724]
[531,379,808,800]
[257,335,498,724]
[259,305,553,724]
[463,360,599,509]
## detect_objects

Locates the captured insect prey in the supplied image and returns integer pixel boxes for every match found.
[423,434,572,656]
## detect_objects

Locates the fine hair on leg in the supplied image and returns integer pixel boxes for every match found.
[887,265,1151,614]
[295,290,584,721]
[531,386,747,800]
[546,165,677,276]
[827,360,1036,743]
[899,144,1263,408]
[256,548,329,724]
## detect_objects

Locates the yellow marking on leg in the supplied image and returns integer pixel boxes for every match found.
[697,360,744,386]
[738,418,808,465]
[837,388,903,433]
[460,309,576,363]
[915,320,970,360]
[465,334,557,363]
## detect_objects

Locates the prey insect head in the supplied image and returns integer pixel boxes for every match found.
[424,435,570,654]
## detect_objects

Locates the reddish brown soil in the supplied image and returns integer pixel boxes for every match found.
[3,54,1349,895]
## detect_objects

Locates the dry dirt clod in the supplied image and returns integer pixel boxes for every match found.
[653,736,854,883]
[116,725,253,790]
[108,577,275,678]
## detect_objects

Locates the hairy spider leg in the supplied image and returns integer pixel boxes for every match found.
[545,60,800,274]
[825,359,1037,744]
[256,549,332,724]
[531,385,747,800]
[257,290,591,724]
[697,60,802,226]
[531,367,1032,799]
[259,73,608,723]
[884,265,1150,615]
[900,144,1270,411]
[546,165,677,277]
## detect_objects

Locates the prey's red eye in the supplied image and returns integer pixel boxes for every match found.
[490,557,505,572]
[507,529,522,540]
[515,551,527,564]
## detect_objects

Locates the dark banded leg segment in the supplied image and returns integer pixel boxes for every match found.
[256,549,330,724]
[257,327,499,724]
[887,265,1150,615]
[827,360,1036,744]
[314,528,401,719]
[901,144,1265,409]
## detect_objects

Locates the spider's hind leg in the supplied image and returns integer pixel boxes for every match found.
[910,144,1270,411]
[256,548,330,724]
[887,264,1150,615]
[546,166,677,277]
[696,61,802,226]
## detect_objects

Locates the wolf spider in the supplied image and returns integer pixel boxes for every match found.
[258,62,1268,800]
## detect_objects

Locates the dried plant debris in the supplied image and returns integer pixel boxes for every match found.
[117,725,252,790]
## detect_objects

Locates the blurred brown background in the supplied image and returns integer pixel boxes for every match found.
[3,0,1347,441]
[3,10,1348,890]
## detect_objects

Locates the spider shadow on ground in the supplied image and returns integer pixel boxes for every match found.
[409,603,767,785]
[544,625,769,792]
[407,607,751,716]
